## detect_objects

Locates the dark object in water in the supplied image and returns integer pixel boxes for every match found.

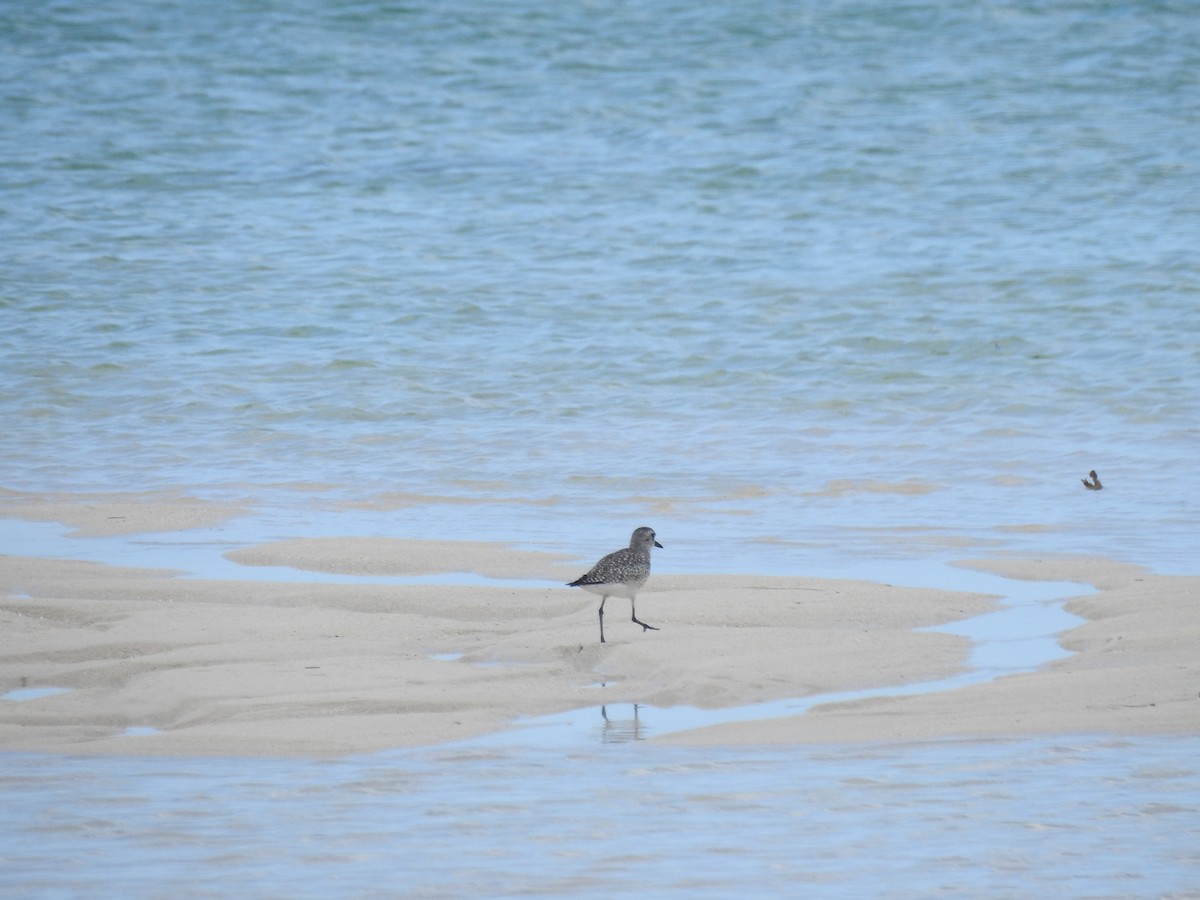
[1081,470,1103,491]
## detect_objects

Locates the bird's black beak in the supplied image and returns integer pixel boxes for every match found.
[654,540,664,549]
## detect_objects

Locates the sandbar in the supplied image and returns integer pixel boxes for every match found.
[1,499,1197,758]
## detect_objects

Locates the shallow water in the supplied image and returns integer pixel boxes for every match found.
[1,687,71,703]
[3,3,1199,894]
[2,737,1198,898]
[2,0,1198,574]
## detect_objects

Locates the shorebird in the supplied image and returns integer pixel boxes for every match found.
[1081,470,1103,490]
[568,526,662,644]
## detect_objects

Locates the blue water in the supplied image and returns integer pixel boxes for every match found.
[2,0,1197,573]
[2,737,1198,897]
[3,2,1200,894]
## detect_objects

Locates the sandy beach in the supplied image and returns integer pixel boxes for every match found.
[2,493,1197,758]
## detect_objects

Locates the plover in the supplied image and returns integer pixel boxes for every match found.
[568,526,662,644]
[1081,470,1103,490]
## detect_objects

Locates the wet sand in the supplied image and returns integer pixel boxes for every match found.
[664,557,1200,747]
[1,493,1197,757]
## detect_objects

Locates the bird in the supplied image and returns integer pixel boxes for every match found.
[1081,470,1103,490]
[568,526,662,644]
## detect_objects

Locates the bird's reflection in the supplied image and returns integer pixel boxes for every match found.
[599,703,646,743]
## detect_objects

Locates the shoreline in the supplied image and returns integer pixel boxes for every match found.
[662,557,1200,747]
[2,494,1198,758]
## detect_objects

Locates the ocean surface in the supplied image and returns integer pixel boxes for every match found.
[3,2,1199,895]
[2,0,1197,574]
[2,735,1199,898]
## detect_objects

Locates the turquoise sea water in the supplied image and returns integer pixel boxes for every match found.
[3,0,1197,572]
[3,3,1199,894]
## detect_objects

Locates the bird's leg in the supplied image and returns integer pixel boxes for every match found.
[631,598,659,632]
[598,596,607,644]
